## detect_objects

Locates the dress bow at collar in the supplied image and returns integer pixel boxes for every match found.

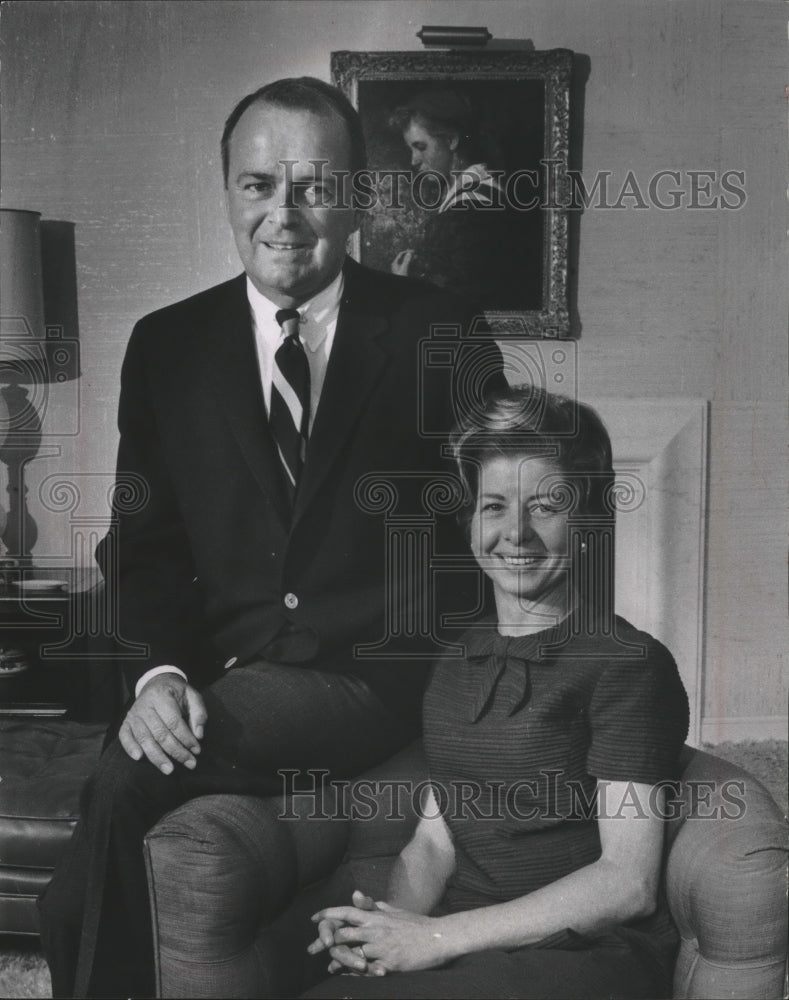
[464,632,528,723]
[462,621,571,723]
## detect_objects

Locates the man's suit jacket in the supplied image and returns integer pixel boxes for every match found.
[96,258,502,706]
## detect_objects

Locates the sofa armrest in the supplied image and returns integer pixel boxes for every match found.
[668,748,788,999]
[144,789,350,998]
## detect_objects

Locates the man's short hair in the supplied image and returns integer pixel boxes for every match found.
[221,77,367,185]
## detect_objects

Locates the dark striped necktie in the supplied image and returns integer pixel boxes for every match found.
[270,308,310,502]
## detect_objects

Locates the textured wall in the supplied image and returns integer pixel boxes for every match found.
[1,0,786,736]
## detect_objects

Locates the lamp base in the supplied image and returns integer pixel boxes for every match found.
[0,383,41,562]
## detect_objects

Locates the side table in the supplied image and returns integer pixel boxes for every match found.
[0,566,123,721]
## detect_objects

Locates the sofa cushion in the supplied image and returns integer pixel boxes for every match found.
[0,719,106,869]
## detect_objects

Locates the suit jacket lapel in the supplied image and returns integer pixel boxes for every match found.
[292,263,390,525]
[205,275,291,527]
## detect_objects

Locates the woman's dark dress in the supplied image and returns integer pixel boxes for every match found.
[304,614,689,999]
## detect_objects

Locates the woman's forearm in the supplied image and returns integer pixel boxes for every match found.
[312,782,663,976]
[386,828,454,914]
[431,781,666,963]
[314,851,657,976]
[432,853,657,962]
[385,798,456,915]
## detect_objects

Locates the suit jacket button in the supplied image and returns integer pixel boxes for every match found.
[284,592,298,610]
[224,656,238,670]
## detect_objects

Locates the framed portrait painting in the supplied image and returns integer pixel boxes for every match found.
[332,48,573,336]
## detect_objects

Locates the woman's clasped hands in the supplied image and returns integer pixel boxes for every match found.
[309,889,450,977]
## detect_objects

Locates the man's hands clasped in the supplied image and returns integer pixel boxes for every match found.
[309,889,450,977]
[119,673,207,774]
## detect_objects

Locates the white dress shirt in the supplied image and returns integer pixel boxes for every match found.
[246,270,343,431]
[135,271,345,697]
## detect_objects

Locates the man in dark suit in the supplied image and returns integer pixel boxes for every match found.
[39,78,502,998]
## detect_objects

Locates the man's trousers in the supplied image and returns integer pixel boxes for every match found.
[38,661,412,998]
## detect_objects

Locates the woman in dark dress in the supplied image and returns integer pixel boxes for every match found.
[305,387,689,999]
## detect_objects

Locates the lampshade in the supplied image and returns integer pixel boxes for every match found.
[0,209,45,339]
[1,210,80,385]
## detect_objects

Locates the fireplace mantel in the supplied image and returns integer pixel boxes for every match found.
[588,398,709,746]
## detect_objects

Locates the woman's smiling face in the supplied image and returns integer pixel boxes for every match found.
[470,454,573,624]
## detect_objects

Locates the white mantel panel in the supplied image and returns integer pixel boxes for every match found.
[588,398,708,746]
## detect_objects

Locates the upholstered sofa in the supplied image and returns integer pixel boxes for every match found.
[144,742,788,999]
[0,719,107,935]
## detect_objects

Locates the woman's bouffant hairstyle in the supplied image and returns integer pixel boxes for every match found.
[450,386,615,537]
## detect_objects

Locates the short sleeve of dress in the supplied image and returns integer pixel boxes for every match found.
[586,638,690,785]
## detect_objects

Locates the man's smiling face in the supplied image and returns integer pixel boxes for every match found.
[224,101,360,308]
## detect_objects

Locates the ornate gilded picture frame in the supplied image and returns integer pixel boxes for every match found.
[332,49,573,336]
